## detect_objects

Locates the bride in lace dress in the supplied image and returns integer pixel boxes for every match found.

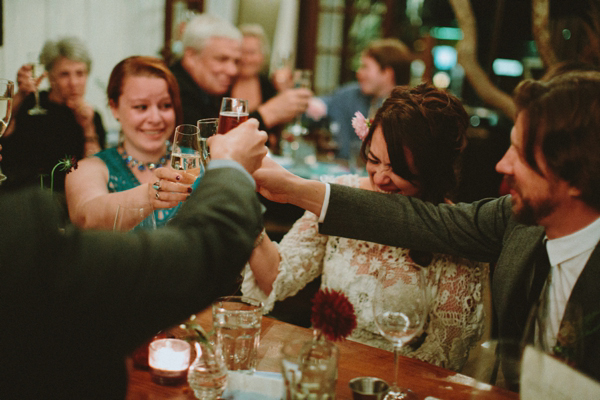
[243,84,488,371]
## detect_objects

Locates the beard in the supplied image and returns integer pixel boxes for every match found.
[511,189,558,226]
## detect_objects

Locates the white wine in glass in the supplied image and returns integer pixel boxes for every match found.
[0,79,15,182]
[373,263,429,400]
[28,55,47,116]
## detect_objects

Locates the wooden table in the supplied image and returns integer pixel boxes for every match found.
[126,310,517,400]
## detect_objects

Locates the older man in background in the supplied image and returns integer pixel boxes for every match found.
[170,13,311,131]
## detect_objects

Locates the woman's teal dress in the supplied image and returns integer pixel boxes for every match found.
[96,147,189,228]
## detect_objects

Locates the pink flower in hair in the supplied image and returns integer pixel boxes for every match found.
[351,111,370,140]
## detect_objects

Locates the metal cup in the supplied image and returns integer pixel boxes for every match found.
[349,377,390,400]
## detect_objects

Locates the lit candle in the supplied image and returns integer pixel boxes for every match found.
[148,338,191,385]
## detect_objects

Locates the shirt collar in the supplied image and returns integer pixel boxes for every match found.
[546,216,600,266]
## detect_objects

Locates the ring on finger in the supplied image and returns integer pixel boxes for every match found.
[152,180,161,191]
[155,191,160,200]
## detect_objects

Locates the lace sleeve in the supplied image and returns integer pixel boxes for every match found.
[242,210,329,313]
[404,257,487,371]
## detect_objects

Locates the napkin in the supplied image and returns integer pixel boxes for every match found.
[221,371,285,400]
[520,345,600,399]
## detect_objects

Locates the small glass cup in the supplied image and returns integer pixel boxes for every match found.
[218,97,248,134]
[113,204,156,231]
[212,296,262,372]
[148,338,191,386]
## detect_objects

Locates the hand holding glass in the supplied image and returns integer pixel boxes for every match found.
[218,98,248,134]
[373,263,429,400]
[0,79,15,182]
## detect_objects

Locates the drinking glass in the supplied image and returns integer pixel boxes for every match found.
[197,118,218,167]
[0,79,14,182]
[217,97,248,134]
[171,124,203,176]
[373,263,429,400]
[113,204,156,232]
[212,296,263,372]
[288,70,312,136]
[27,53,47,116]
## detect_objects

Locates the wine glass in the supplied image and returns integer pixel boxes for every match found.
[197,118,218,167]
[288,70,312,136]
[373,262,429,400]
[27,53,47,116]
[217,97,248,134]
[171,124,203,176]
[0,79,15,182]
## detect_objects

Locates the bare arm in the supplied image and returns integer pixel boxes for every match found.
[247,235,281,294]
[65,159,192,230]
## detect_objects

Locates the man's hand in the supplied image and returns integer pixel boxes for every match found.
[207,119,268,174]
[257,88,312,128]
[253,156,326,215]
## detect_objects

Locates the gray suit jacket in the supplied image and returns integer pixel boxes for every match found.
[321,184,600,381]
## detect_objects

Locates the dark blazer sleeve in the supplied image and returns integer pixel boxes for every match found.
[320,183,513,263]
[0,166,262,356]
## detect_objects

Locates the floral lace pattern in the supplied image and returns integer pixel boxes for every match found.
[242,174,487,371]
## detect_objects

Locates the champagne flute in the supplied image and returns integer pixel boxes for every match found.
[170,124,203,176]
[217,97,248,134]
[197,118,218,167]
[288,69,312,136]
[27,53,47,116]
[373,262,429,400]
[0,79,15,182]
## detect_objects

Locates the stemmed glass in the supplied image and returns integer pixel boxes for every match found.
[373,262,429,400]
[0,79,15,182]
[27,53,47,116]
[288,70,312,136]
[217,97,248,134]
[170,124,203,176]
[197,118,218,167]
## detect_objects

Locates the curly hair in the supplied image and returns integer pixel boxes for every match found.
[360,83,468,203]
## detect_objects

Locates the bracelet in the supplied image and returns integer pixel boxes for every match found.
[253,228,267,248]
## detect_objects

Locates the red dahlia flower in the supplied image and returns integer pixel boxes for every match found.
[311,289,357,342]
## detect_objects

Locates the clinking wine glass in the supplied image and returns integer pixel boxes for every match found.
[27,53,47,116]
[197,118,218,167]
[288,69,312,136]
[217,97,248,134]
[171,124,203,177]
[373,263,429,400]
[0,79,15,182]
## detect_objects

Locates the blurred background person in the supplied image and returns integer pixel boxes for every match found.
[66,56,188,230]
[244,84,487,371]
[0,36,106,194]
[170,13,311,131]
[231,23,278,113]
[308,38,413,160]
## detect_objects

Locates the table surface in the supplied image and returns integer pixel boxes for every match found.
[125,309,518,400]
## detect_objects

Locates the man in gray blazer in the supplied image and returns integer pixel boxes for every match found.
[0,120,267,398]
[253,71,600,382]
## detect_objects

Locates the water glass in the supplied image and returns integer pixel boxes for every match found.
[280,337,339,399]
[113,204,156,231]
[218,97,248,134]
[171,124,202,175]
[212,296,262,372]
